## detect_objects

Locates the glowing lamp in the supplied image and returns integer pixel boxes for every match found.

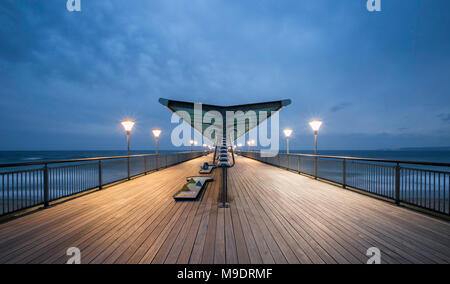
[309,120,322,133]
[152,129,162,138]
[121,120,135,133]
[283,128,293,138]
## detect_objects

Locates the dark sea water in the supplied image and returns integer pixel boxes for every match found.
[0,150,181,165]
[0,150,449,165]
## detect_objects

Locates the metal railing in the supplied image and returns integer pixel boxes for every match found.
[0,151,204,216]
[239,151,450,216]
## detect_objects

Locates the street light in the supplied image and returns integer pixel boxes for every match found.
[283,128,293,154]
[309,120,322,155]
[121,119,135,180]
[247,140,255,151]
[152,129,162,155]
[236,143,242,154]
[309,120,322,179]
[121,120,135,155]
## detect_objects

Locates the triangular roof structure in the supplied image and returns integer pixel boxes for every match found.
[159,98,291,145]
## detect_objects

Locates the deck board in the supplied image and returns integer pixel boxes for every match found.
[0,155,449,264]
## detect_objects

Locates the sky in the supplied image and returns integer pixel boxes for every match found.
[0,0,449,151]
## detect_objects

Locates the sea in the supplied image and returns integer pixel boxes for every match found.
[0,150,449,165]
[0,150,174,165]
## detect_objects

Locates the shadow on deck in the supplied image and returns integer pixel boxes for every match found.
[0,155,449,264]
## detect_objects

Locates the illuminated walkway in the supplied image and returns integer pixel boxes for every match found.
[0,155,449,264]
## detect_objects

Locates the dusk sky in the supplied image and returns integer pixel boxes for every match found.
[1,0,449,151]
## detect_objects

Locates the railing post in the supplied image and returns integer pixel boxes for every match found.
[144,156,147,175]
[298,156,301,174]
[314,156,318,179]
[44,164,49,207]
[342,159,347,189]
[395,162,400,205]
[98,160,103,190]
[127,156,131,180]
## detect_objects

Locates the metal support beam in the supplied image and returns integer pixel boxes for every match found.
[342,159,346,189]
[395,163,400,205]
[98,160,103,190]
[219,167,229,208]
[44,164,49,207]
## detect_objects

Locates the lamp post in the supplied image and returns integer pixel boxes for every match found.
[237,143,242,154]
[152,129,162,155]
[309,120,322,179]
[121,120,135,180]
[283,128,293,154]
[247,140,255,151]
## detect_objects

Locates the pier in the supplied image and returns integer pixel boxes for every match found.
[0,154,449,264]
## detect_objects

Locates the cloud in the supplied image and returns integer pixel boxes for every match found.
[1,1,450,150]
[437,113,450,122]
[329,102,352,113]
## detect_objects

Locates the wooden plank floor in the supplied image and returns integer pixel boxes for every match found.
[0,155,449,264]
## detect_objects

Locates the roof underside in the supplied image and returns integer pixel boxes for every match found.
[159,98,291,145]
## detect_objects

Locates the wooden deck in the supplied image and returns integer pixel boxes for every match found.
[0,155,449,264]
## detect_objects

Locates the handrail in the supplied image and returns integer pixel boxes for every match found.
[240,151,450,168]
[0,151,206,217]
[238,150,450,217]
[0,151,203,168]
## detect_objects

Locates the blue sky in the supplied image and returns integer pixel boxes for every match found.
[0,0,449,151]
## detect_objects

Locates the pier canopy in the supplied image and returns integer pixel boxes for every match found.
[159,98,291,145]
